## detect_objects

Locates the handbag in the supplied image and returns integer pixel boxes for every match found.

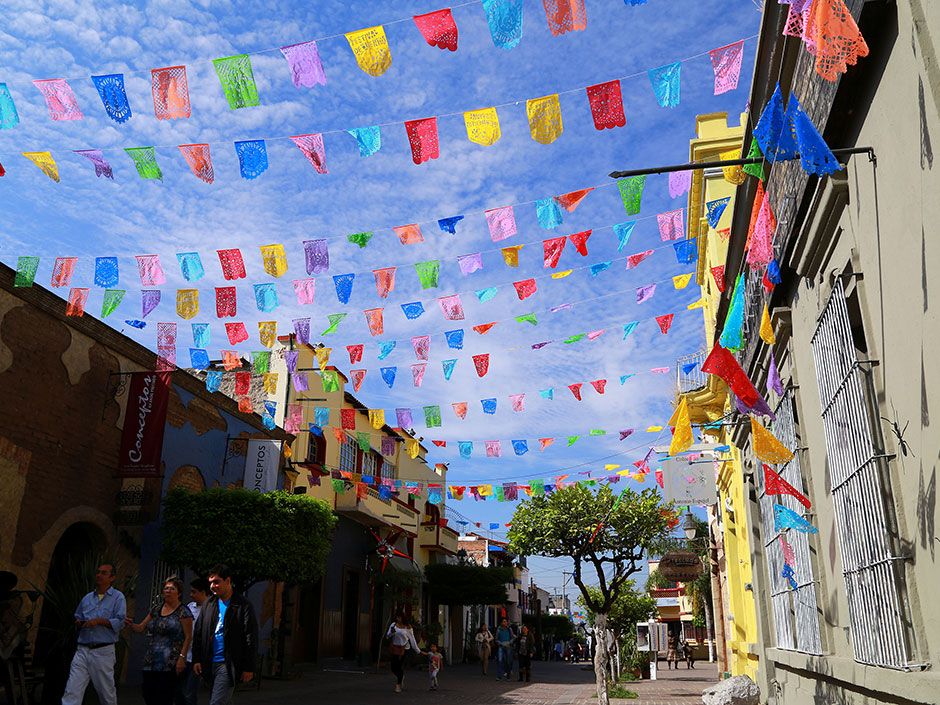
[389,643,405,656]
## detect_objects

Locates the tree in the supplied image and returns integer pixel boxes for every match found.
[424,563,512,605]
[579,582,656,679]
[508,485,673,705]
[161,487,336,587]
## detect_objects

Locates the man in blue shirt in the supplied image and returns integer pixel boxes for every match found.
[495,618,516,681]
[61,564,126,705]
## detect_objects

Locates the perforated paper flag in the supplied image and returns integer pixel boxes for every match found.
[415,260,440,289]
[377,340,396,359]
[14,257,39,287]
[0,83,20,130]
[439,295,465,320]
[280,40,327,88]
[424,405,442,428]
[656,314,675,334]
[346,26,393,76]
[445,329,464,349]
[760,305,776,345]
[65,288,89,317]
[709,40,745,95]
[347,126,382,157]
[74,149,114,179]
[464,107,501,146]
[176,289,199,319]
[482,0,524,50]
[33,79,83,120]
[322,313,346,335]
[457,253,483,276]
[618,176,646,215]
[752,417,794,464]
[304,240,329,275]
[514,279,537,300]
[657,209,685,241]
[350,369,367,392]
[136,255,166,286]
[569,230,591,256]
[382,367,397,389]
[401,301,425,319]
[669,170,692,198]
[613,221,636,252]
[371,267,396,298]
[509,393,526,412]
[648,62,681,107]
[719,274,745,351]
[764,465,811,509]
[292,317,310,344]
[773,504,818,534]
[125,146,162,180]
[101,289,125,317]
[225,322,249,345]
[293,278,315,305]
[485,206,517,242]
[747,184,777,269]
[453,401,468,419]
[151,66,190,119]
[543,237,566,268]
[674,239,698,264]
[414,8,458,51]
[439,215,464,233]
[636,283,656,304]
[473,354,490,378]
[526,94,563,144]
[93,257,119,288]
[626,249,653,269]
[586,80,625,130]
[476,287,498,303]
[442,359,457,380]
[333,274,355,304]
[364,308,384,336]
[804,0,869,81]
[291,133,327,173]
[485,440,502,458]
[711,265,726,292]
[673,273,693,289]
[213,55,260,109]
[177,143,213,183]
[474,322,497,335]
[142,290,161,318]
[22,152,59,182]
[542,0,587,35]
[405,117,439,164]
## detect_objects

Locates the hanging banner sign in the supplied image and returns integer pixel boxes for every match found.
[661,457,717,506]
[243,439,282,492]
[118,371,171,477]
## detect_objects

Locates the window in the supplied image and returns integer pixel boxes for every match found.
[380,459,396,481]
[757,390,822,654]
[361,451,377,477]
[339,438,358,473]
[811,278,913,668]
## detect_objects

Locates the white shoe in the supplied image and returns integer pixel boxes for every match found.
[394,684,401,692]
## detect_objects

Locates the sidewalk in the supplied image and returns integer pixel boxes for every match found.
[614,662,718,705]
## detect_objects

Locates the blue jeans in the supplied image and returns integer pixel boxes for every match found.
[497,645,513,677]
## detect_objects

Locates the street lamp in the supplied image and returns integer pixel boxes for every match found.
[682,510,697,541]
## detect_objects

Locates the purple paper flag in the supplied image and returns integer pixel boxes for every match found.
[303,239,329,275]
[293,278,315,304]
[485,206,517,242]
[280,41,327,88]
[291,371,309,392]
[141,289,161,318]
[619,429,635,441]
[531,341,552,350]
[636,284,656,303]
[74,149,113,179]
[411,363,427,387]
[668,170,691,198]
[657,209,685,241]
[382,437,396,456]
[768,349,784,396]
[550,303,573,313]
[396,408,414,428]
[293,317,311,344]
[285,350,299,373]
[457,253,483,275]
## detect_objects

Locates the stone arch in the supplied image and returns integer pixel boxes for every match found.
[167,465,206,493]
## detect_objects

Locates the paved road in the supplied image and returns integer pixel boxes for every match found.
[621,662,718,705]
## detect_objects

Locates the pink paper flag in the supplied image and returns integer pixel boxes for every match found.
[452,401,468,419]
[280,41,327,88]
[780,535,797,566]
[485,440,502,458]
[66,287,89,316]
[709,40,745,95]
[651,367,670,374]
[543,237,567,268]
[568,383,583,401]
[293,278,315,304]
[458,253,483,275]
[178,143,214,183]
[217,249,247,280]
[412,335,430,360]
[485,206,517,242]
[585,80,625,130]
[33,79,83,120]
[225,322,249,345]
[668,170,692,198]
[413,8,458,51]
[513,279,537,300]
[136,254,166,286]
[510,393,526,412]
[473,353,490,378]
[151,66,191,119]
[364,308,384,336]
[656,313,675,334]
[51,257,77,288]
[291,133,328,173]
[542,0,588,36]
[393,224,424,244]
[373,267,396,298]
[569,230,592,256]
[636,283,656,303]
[405,117,440,164]
[439,294,465,320]
[657,209,685,241]
[347,344,364,364]
[350,368,366,392]
[747,187,777,269]
[586,329,605,340]
[626,250,654,269]
[591,379,607,394]
[411,363,427,387]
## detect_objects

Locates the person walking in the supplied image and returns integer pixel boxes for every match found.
[475,625,493,675]
[385,614,421,693]
[427,643,443,691]
[514,625,535,683]
[126,576,194,705]
[61,564,126,705]
[191,565,258,705]
[494,618,515,680]
[553,640,564,662]
[176,577,210,705]
[682,638,695,669]
[666,633,679,670]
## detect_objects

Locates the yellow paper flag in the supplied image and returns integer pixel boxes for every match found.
[477,484,493,497]
[646,425,664,433]
[314,346,332,371]
[760,305,776,345]
[526,94,563,144]
[673,273,693,290]
[464,107,501,146]
[721,148,746,185]
[669,397,694,456]
[368,409,385,430]
[617,469,632,476]
[552,269,573,279]
[176,289,199,319]
[23,151,60,182]
[605,464,621,471]
[260,244,288,278]
[345,26,392,77]
[405,437,420,459]
[751,417,794,464]
[262,373,279,395]
[258,321,278,348]
[687,298,706,310]
[634,472,647,483]
[501,245,523,267]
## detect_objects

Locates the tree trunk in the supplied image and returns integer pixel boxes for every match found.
[704,592,715,663]
[593,613,609,705]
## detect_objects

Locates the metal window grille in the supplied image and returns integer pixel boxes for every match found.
[676,349,708,393]
[361,451,376,477]
[757,390,822,654]
[380,460,396,481]
[339,438,357,472]
[810,279,913,668]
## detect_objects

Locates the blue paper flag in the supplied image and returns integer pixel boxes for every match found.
[476,287,498,303]
[91,74,132,124]
[377,340,397,360]
[681,362,698,374]
[177,252,205,281]
[754,85,799,162]
[378,485,393,500]
[401,301,425,319]
[205,370,223,392]
[380,366,397,389]
[768,259,782,284]
[781,563,798,590]
[773,504,818,534]
[253,283,279,312]
[792,99,840,175]
[539,388,554,400]
[489,523,500,530]
[125,319,147,329]
[459,441,473,458]
[94,257,119,287]
[263,400,277,417]
[620,374,635,384]
[512,439,529,456]
[438,215,464,234]
[706,197,731,228]
[648,62,681,108]
[442,359,457,380]
[590,261,612,277]
[482,0,523,50]
[234,140,269,179]
[262,414,276,431]
[428,487,443,505]
[314,407,330,427]
[347,126,382,157]
[622,321,638,339]
[613,221,636,252]
[192,323,210,348]
[673,239,698,264]
[189,348,210,370]
[719,274,745,352]
[333,273,355,304]
[481,398,497,414]
[445,329,465,349]
[624,0,647,4]
[0,83,20,130]
[535,197,563,229]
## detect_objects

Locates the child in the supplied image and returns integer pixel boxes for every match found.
[428,643,443,691]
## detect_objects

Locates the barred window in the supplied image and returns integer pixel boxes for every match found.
[361,451,377,477]
[380,459,396,481]
[339,438,358,473]
[810,278,913,668]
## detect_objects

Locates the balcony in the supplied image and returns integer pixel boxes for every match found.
[335,485,420,535]
[419,522,460,555]
[676,350,709,394]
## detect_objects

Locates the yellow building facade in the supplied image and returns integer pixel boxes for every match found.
[677,112,759,680]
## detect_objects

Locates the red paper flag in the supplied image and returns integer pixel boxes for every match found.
[542,0,587,36]
[432,439,447,447]
[413,8,458,51]
[373,267,396,298]
[568,383,583,401]
[347,343,364,364]
[472,353,490,378]
[764,464,811,509]
[238,396,252,414]
[225,322,249,345]
[701,342,761,409]
[711,265,726,292]
[405,117,440,164]
[217,249,247,280]
[235,371,250,395]
[178,143,214,183]
[539,438,555,450]
[513,278,537,300]
[66,287,89,317]
[350,369,366,392]
[626,249,654,269]
[452,402,468,419]
[51,257,77,288]
[215,287,237,318]
[590,379,607,394]
[569,229,592,256]
[655,467,664,488]
[364,308,384,336]
[656,313,675,334]
[543,237,566,268]
[341,407,356,430]
[556,188,593,211]
[586,80,625,130]
[332,427,345,445]
[473,322,497,335]
[291,133,328,174]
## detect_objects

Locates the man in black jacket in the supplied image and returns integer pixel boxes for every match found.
[191,565,258,705]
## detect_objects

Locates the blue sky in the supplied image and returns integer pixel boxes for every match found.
[0,0,759,594]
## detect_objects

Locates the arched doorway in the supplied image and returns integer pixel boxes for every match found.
[35,523,107,705]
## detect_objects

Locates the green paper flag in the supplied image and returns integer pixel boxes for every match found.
[617,175,646,215]
[589,429,606,436]
[495,486,505,502]
[322,370,340,392]
[424,405,442,428]
[530,479,545,496]
[125,147,162,180]
[14,256,39,287]
[356,432,370,452]
[415,260,440,289]
[252,351,271,374]
[563,333,585,344]
[567,435,580,446]
[348,231,373,248]
[332,479,346,494]
[515,313,538,325]
[742,137,766,180]
[101,289,125,317]
[212,55,260,109]
[322,313,347,335]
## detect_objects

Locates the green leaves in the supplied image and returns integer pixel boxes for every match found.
[424,563,513,605]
